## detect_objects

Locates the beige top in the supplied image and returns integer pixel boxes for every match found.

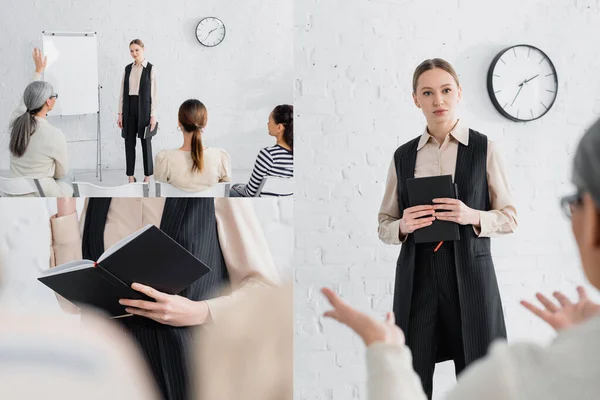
[378,120,517,244]
[9,72,72,197]
[154,148,231,192]
[366,315,600,400]
[49,198,279,321]
[118,59,157,117]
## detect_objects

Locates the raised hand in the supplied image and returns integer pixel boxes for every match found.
[32,48,48,74]
[321,287,405,347]
[521,286,600,331]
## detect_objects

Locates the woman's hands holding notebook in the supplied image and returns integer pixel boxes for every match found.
[399,205,436,235]
[432,198,480,226]
[119,283,211,327]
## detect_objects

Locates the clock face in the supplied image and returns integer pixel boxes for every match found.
[196,17,226,47]
[487,45,558,122]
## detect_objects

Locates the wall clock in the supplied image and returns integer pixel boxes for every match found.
[195,17,226,47]
[487,44,558,122]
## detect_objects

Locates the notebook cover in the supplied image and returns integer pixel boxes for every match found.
[406,175,461,244]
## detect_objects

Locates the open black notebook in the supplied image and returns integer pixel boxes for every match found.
[406,175,460,244]
[38,225,211,317]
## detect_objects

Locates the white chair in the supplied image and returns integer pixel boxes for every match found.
[155,181,230,197]
[254,176,294,197]
[73,182,148,197]
[0,176,45,197]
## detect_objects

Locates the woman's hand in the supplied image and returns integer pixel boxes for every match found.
[119,283,211,327]
[150,117,157,131]
[521,286,600,331]
[432,198,480,226]
[399,205,436,235]
[117,114,123,129]
[321,288,405,347]
[56,198,77,217]
[32,48,47,74]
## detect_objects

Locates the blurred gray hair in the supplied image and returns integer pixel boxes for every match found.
[9,81,54,157]
[572,117,600,208]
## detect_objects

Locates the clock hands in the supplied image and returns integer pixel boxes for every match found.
[511,83,524,107]
[203,28,220,43]
[523,74,539,84]
[511,74,541,107]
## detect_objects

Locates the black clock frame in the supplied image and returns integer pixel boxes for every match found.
[486,44,558,122]
[195,17,226,48]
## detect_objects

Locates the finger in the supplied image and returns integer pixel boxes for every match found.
[406,205,434,214]
[520,300,551,321]
[535,293,559,313]
[552,291,573,308]
[433,212,458,218]
[321,287,345,309]
[411,222,434,232]
[131,282,167,301]
[432,204,458,211]
[323,310,341,322]
[410,210,436,219]
[408,216,435,225]
[119,298,160,311]
[435,216,459,223]
[125,307,159,321]
[432,198,458,204]
[385,312,396,326]
[577,286,589,301]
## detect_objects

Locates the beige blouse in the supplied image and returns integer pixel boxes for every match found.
[49,198,279,321]
[118,59,157,117]
[9,72,72,197]
[378,120,517,244]
[154,148,231,192]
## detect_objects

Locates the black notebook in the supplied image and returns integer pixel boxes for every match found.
[406,175,460,244]
[143,122,158,139]
[38,225,211,317]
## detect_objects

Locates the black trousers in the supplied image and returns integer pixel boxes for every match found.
[405,242,466,400]
[125,95,153,176]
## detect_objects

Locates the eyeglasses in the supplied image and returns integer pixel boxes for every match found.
[49,93,59,100]
[559,190,583,218]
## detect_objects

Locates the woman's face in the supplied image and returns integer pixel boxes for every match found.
[572,193,600,288]
[267,112,283,138]
[412,68,462,125]
[129,44,144,62]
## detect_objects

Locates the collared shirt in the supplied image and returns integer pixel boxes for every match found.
[118,59,157,117]
[378,120,517,244]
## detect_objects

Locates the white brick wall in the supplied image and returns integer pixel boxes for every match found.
[0,198,293,311]
[0,0,292,172]
[295,1,600,399]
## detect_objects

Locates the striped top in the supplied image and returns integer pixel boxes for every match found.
[243,144,293,197]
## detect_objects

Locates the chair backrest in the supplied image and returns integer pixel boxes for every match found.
[255,176,294,197]
[0,176,45,197]
[73,182,148,198]
[155,182,230,197]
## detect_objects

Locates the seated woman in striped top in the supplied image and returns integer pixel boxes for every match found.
[154,99,231,193]
[230,104,294,197]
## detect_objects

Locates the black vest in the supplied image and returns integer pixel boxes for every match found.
[393,129,506,364]
[121,62,153,139]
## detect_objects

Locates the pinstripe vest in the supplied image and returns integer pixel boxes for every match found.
[82,198,230,327]
[121,62,152,139]
[393,128,506,363]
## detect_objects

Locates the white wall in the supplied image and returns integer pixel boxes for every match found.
[0,0,292,172]
[0,197,293,312]
[295,1,600,399]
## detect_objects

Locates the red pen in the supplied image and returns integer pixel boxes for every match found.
[434,241,444,253]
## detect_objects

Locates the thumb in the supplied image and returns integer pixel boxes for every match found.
[385,312,396,326]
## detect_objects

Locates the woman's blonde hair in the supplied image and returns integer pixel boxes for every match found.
[412,58,460,92]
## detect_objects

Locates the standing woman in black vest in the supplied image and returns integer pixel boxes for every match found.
[378,58,518,399]
[50,197,279,400]
[117,39,157,183]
